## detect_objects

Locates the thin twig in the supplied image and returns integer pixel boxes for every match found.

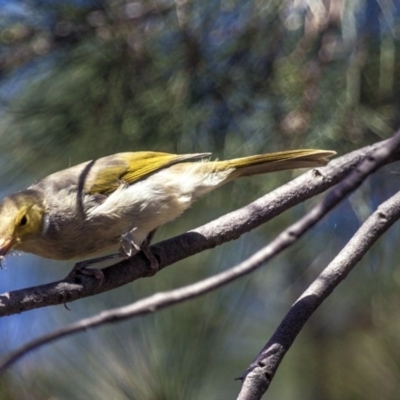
[0,140,383,317]
[1,133,399,372]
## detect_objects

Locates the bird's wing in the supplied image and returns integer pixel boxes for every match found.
[84,152,211,195]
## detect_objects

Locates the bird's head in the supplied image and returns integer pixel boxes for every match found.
[0,190,45,256]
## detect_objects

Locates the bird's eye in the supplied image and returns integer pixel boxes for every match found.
[19,215,28,227]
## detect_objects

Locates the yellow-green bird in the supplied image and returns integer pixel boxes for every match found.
[0,149,335,274]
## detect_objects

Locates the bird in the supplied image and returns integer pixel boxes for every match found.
[0,149,335,279]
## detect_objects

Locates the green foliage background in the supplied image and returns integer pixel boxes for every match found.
[1,0,400,398]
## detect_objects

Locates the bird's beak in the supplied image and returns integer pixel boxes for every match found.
[0,238,13,256]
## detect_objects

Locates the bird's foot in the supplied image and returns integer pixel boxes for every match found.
[140,243,159,276]
[120,230,159,276]
[68,262,105,287]
[67,253,121,286]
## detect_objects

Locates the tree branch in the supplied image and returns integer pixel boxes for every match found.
[0,138,395,317]
[1,132,399,372]
[236,136,400,399]
[237,191,400,399]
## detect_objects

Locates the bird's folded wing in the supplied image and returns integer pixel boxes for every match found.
[85,151,211,195]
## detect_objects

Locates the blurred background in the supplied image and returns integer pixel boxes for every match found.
[1,0,400,398]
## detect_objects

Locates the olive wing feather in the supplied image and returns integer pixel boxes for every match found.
[84,152,211,195]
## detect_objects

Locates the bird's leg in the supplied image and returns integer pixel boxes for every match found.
[68,229,159,284]
[140,229,159,274]
[68,231,139,282]
[120,229,159,275]
[68,253,122,285]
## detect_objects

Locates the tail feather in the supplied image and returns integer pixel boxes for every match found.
[168,148,335,199]
[215,149,336,180]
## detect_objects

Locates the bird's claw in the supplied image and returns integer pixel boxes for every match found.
[68,259,106,287]
[140,245,159,276]
[120,231,159,275]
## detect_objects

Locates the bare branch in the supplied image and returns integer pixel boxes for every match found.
[236,134,400,399]
[0,137,396,317]
[1,132,399,372]
[237,191,400,399]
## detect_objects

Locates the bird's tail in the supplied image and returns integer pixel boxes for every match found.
[213,149,336,181]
